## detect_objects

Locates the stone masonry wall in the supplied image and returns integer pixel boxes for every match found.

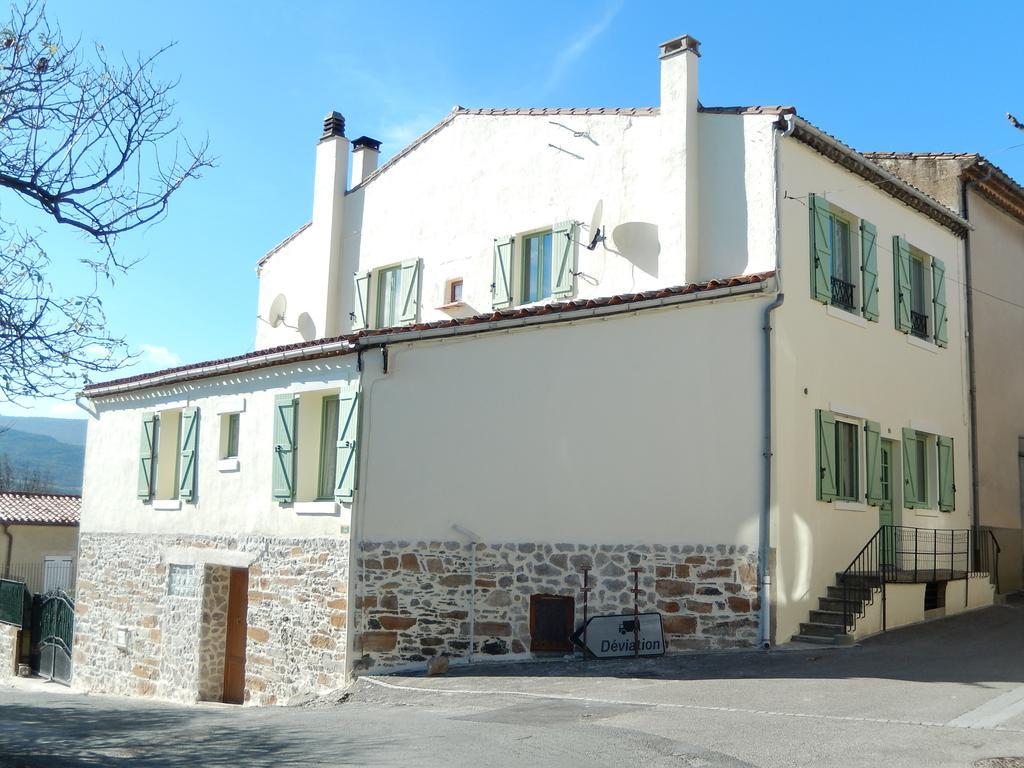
[0,623,18,679]
[74,533,349,705]
[197,565,230,702]
[354,541,758,672]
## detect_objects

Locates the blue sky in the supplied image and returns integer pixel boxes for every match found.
[5,0,1023,419]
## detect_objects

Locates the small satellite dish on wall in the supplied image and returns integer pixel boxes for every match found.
[587,200,606,250]
[268,294,287,328]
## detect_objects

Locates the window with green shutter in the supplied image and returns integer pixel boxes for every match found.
[809,196,874,317]
[178,407,199,503]
[138,413,157,500]
[902,428,928,508]
[272,394,297,502]
[864,420,883,506]
[816,409,838,502]
[932,257,948,347]
[938,435,954,512]
[317,396,340,500]
[860,221,879,321]
[893,236,913,334]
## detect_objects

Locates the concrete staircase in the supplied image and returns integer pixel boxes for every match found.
[790,574,879,645]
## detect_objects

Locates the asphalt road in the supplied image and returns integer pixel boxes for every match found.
[2,599,1024,767]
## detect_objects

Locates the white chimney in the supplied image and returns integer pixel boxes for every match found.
[312,111,350,337]
[658,35,701,284]
[351,136,382,186]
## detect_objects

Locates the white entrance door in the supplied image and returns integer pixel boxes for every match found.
[43,556,73,593]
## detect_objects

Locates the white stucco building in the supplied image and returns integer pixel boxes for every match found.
[67,35,999,706]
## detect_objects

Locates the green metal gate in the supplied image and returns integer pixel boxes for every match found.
[31,590,75,685]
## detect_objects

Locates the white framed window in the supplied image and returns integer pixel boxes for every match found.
[352,260,422,330]
[221,413,240,459]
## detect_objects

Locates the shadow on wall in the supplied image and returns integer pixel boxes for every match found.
[610,222,661,280]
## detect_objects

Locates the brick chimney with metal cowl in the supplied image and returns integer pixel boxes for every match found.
[351,136,382,187]
[312,111,351,337]
[658,35,701,285]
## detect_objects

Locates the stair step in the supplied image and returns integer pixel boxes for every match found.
[818,597,863,613]
[826,585,873,602]
[791,633,855,646]
[809,610,848,627]
[799,621,846,638]
[836,572,882,587]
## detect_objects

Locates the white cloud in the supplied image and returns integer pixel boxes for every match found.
[542,0,623,95]
[48,401,84,417]
[139,344,182,368]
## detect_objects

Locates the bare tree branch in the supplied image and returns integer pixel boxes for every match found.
[0,0,212,403]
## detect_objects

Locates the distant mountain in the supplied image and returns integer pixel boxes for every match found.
[0,417,86,495]
[0,415,87,447]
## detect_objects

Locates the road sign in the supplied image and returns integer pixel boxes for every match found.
[572,612,665,658]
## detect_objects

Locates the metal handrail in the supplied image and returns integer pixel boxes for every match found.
[839,526,999,634]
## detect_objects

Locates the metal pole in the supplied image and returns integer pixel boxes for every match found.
[630,567,643,658]
[578,566,591,659]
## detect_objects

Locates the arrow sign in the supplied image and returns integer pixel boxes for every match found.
[572,612,666,659]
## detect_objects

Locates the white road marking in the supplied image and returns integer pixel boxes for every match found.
[946,685,1024,729]
[360,676,1024,734]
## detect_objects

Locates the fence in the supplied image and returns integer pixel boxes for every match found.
[0,578,29,627]
[4,560,77,597]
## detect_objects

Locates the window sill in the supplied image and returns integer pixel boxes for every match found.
[906,334,938,353]
[833,500,868,512]
[437,300,468,311]
[293,501,340,516]
[217,458,240,473]
[826,305,866,328]
[152,499,182,511]
[913,507,939,518]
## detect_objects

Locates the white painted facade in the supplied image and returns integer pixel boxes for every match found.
[74,34,999,704]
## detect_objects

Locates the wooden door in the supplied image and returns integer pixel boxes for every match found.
[222,568,249,704]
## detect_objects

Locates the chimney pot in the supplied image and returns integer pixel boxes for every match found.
[351,135,382,185]
[321,111,346,141]
[659,35,700,60]
[352,135,382,152]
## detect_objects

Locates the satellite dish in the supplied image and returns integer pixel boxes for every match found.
[587,200,606,250]
[268,294,287,328]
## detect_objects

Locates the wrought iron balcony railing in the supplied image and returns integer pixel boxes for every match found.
[911,310,929,339]
[830,276,856,312]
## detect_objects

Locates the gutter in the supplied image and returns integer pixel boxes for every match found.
[961,170,991,568]
[758,113,795,648]
[1,523,12,579]
[82,279,772,401]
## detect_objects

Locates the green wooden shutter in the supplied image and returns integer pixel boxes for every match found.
[938,435,955,512]
[902,427,919,508]
[399,259,421,325]
[178,407,199,503]
[809,194,831,304]
[138,413,157,499]
[932,257,948,347]
[272,394,297,502]
[492,236,514,309]
[352,271,371,331]
[860,220,879,321]
[865,420,883,506]
[893,236,912,333]
[334,388,360,502]
[552,221,576,298]
[816,409,837,502]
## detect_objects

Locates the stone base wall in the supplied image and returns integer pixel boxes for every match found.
[354,541,758,672]
[0,623,18,679]
[197,565,230,702]
[74,533,349,706]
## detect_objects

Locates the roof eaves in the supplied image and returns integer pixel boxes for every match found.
[256,221,312,269]
[82,271,775,398]
[788,118,971,237]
